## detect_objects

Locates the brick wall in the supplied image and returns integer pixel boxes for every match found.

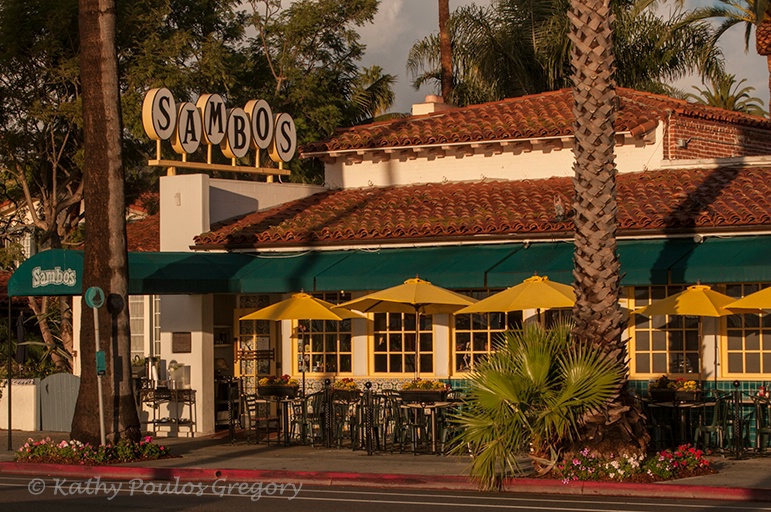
[666,117,771,160]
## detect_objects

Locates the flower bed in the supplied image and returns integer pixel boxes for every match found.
[554,444,714,483]
[14,436,171,465]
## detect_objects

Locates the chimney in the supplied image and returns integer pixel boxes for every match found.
[411,95,453,116]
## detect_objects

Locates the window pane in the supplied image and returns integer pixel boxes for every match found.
[728,353,743,373]
[746,330,760,351]
[636,354,650,374]
[419,354,433,373]
[652,353,667,373]
[746,353,761,373]
[652,331,666,351]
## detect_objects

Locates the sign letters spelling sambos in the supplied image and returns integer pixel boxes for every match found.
[142,88,297,164]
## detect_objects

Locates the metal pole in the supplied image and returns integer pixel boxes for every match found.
[414,309,420,380]
[301,337,307,444]
[7,300,11,451]
[93,306,106,446]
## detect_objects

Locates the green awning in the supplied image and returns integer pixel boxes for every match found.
[235,251,351,293]
[127,252,252,294]
[314,245,520,291]
[7,250,254,296]
[486,242,574,287]
[617,238,699,286]
[8,249,85,297]
[669,235,771,283]
[9,237,768,298]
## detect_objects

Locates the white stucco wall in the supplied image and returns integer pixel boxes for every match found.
[0,380,39,430]
[209,179,326,224]
[324,125,664,189]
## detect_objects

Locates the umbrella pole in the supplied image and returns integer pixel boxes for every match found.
[708,319,717,392]
[414,309,420,380]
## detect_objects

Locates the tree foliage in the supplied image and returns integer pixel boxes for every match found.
[685,72,767,115]
[407,0,726,106]
[449,323,623,490]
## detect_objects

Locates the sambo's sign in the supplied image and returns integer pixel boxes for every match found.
[142,88,296,168]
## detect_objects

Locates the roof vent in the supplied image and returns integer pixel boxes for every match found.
[411,95,453,116]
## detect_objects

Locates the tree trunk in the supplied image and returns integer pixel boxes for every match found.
[71,0,139,444]
[568,0,648,453]
[754,8,771,106]
[438,0,453,101]
[26,297,68,371]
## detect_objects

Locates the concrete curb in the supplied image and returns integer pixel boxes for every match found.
[2,461,771,502]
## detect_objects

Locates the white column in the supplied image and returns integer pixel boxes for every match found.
[433,314,451,378]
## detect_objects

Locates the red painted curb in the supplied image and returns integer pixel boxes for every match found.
[2,461,771,502]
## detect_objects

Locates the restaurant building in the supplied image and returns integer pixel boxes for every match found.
[11,87,771,435]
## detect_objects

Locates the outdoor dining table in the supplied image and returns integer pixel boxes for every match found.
[400,401,454,455]
[646,399,707,446]
[246,394,293,446]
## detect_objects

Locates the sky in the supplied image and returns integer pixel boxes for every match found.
[356,0,770,114]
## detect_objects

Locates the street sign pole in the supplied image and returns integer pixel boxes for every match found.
[85,287,107,446]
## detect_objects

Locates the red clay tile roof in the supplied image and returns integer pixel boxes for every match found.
[192,166,771,250]
[302,88,771,154]
[127,213,160,252]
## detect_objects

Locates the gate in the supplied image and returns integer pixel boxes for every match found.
[39,373,80,431]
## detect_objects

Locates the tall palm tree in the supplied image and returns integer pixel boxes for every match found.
[407,0,724,106]
[685,73,767,115]
[568,0,647,453]
[438,0,453,101]
[72,0,139,444]
[687,0,771,101]
[350,65,397,123]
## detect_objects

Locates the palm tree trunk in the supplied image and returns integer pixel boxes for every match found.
[568,0,648,454]
[438,0,453,101]
[71,0,139,444]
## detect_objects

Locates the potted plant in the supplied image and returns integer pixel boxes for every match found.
[398,379,449,403]
[648,376,676,402]
[673,378,701,402]
[257,375,299,398]
[332,378,360,400]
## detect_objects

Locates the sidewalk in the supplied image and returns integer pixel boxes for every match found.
[3,429,771,501]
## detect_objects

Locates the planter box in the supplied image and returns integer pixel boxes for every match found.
[257,385,298,398]
[332,388,361,401]
[675,390,701,402]
[398,389,448,404]
[649,389,675,402]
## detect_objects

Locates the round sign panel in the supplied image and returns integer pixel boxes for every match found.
[244,99,274,150]
[171,102,203,155]
[142,88,176,141]
[221,107,252,159]
[269,113,297,163]
[84,286,105,309]
[196,93,227,145]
